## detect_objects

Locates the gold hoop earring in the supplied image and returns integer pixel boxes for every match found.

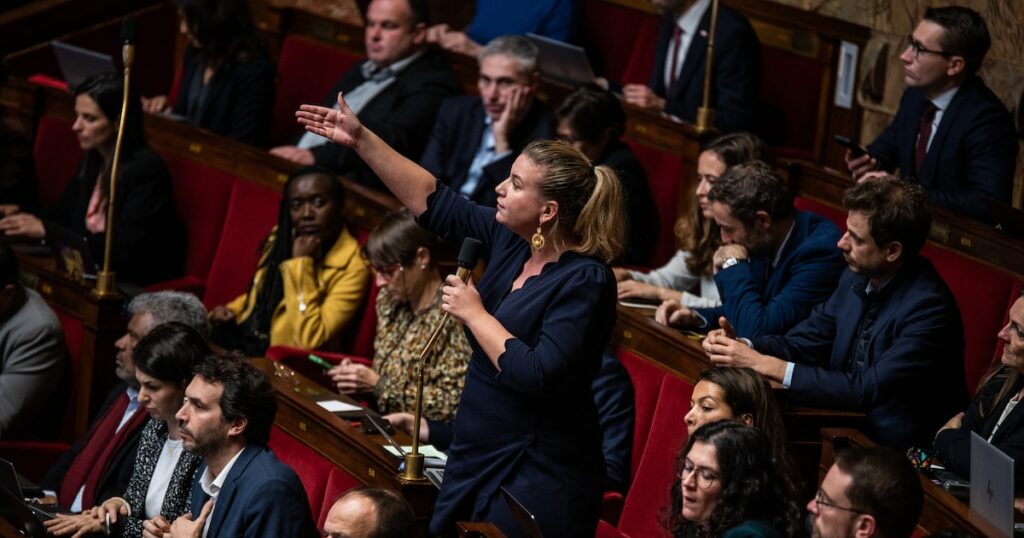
[531,226,545,250]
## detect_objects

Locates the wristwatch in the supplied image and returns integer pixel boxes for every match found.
[721,256,745,270]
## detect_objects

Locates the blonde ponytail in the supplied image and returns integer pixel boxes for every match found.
[574,164,625,262]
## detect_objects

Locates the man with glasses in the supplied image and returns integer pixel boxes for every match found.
[846,6,1017,221]
[808,447,922,538]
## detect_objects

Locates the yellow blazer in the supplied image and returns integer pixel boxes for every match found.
[226,227,369,350]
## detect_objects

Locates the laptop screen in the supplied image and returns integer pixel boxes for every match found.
[970,431,1014,535]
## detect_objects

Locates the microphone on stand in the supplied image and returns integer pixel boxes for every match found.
[95,19,137,297]
[402,237,483,480]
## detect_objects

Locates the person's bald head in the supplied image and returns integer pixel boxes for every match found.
[322,487,414,538]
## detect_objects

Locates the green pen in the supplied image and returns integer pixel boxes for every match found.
[307,354,333,370]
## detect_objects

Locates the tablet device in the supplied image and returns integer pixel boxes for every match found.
[51,40,116,89]
[501,486,544,538]
[526,33,596,87]
[45,222,98,282]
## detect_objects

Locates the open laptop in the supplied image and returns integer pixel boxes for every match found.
[501,486,543,538]
[526,33,596,87]
[45,221,98,282]
[970,432,1014,537]
[51,40,116,89]
[0,457,57,526]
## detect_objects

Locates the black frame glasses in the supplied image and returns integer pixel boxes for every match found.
[813,490,868,514]
[906,35,952,59]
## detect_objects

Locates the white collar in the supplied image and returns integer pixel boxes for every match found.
[929,85,959,111]
[675,0,712,37]
[200,446,246,499]
[771,221,796,268]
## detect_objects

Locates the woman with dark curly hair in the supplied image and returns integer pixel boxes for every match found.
[662,421,802,538]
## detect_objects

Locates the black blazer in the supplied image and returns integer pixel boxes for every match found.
[419,95,554,207]
[934,373,1024,485]
[172,45,276,147]
[42,383,144,505]
[650,4,761,132]
[866,75,1018,221]
[311,50,460,190]
[43,148,183,286]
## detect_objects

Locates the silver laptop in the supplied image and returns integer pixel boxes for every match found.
[970,431,1014,536]
[526,33,596,87]
[51,40,116,89]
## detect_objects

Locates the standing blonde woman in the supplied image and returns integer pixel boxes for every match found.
[297,92,626,537]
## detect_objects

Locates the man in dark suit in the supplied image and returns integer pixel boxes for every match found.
[703,177,968,448]
[270,0,459,190]
[623,0,760,132]
[42,292,210,510]
[419,35,553,206]
[143,355,316,538]
[657,161,845,339]
[847,6,1017,221]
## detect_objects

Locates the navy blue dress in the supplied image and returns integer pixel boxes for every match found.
[420,182,613,537]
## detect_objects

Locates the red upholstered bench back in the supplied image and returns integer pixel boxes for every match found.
[616,374,693,537]
[756,48,823,159]
[318,467,362,528]
[160,156,235,280]
[269,425,351,524]
[582,1,659,85]
[615,347,668,481]
[33,116,82,208]
[922,245,1014,395]
[794,196,847,232]
[625,140,683,267]
[201,179,281,309]
[272,35,363,146]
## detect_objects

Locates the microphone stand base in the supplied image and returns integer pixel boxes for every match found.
[402,452,426,481]
[93,271,118,298]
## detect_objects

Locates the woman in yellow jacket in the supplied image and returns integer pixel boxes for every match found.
[209,167,369,355]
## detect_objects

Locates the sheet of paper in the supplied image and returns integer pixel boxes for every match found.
[317,400,363,413]
[618,299,659,310]
[383,445,448,462]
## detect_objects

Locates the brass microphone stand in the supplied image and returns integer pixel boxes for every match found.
[95,33,135,297]
[695,0,720,134]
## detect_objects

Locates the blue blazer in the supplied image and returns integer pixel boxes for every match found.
[755,257,968,448]
[695,211,845,339]
[650,4,761,132]
[419,95,554,207]
[189,446,317,538]
[866,75,1018,220]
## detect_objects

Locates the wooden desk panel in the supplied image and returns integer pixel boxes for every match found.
[820,428,1005,536]
[250,358,438,521]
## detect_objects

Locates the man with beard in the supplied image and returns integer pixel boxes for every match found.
[141,355,315,538]
[656,161,845,338]
[807,447,922,538]
[42,291,209,510]
[702,177,968,448]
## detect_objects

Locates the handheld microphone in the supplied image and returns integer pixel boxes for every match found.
[403,237,482,480]
[120,20,136,68]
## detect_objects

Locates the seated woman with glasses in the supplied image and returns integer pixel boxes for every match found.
[662,421,801,538]
[209,167,369,356]
[326,209,471,424]
[614,132,765,309]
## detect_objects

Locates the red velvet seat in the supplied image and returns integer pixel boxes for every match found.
[272,35,363,146]
[317,467,363,528]
[268,425,338,524]
[33,116,82,208]
[922,245,1015,395]
[614,374,694,537]
[614,347,667,481]
[146,156,235,293]
[756,48,823,158]
[582,1,658,85]
[201,179,282,309]
[625,141,683,267]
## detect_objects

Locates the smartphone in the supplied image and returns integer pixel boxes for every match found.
[833,135,868,158]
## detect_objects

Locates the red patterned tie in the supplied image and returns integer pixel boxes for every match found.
[667,24,683,94]
[915,101,938,176]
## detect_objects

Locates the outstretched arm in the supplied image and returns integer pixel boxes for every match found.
[297,93,437,216]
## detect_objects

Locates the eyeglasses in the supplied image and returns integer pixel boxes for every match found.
[813,490,867,514]
[906,35,952,59]
[678,460,719,490]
